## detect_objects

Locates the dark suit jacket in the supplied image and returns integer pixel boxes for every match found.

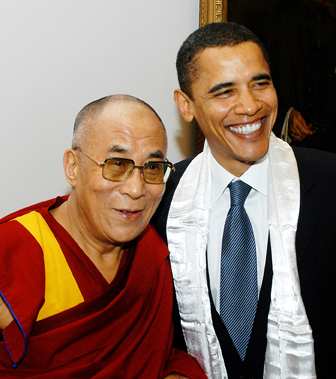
[151,146,336,379]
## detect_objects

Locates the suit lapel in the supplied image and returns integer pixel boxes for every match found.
[294,149,320,266]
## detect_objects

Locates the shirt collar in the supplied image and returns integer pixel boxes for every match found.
[210,151,268,204]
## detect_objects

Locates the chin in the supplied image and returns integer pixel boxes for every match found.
[239,151,268,166]
[246,143,269,159]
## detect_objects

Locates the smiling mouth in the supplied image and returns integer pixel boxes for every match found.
[227,119,263,135]
[119,210,141,215]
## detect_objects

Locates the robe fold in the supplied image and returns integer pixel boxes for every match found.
[0,197,206,378]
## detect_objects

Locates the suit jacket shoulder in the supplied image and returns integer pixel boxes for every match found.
[151,158,193,243]
[293,146,336,186]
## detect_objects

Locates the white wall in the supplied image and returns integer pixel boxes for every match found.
[0,0,199,217]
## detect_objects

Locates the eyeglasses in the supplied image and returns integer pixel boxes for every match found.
[76,147,174,184]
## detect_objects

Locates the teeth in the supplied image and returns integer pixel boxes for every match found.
[228,120,262,135]
[121,210,139,214]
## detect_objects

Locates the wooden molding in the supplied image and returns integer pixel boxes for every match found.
[199,0,227,27]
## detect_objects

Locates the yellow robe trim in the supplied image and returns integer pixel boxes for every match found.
[14,211,84,321]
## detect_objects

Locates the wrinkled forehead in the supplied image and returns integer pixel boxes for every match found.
[84,102,167,155]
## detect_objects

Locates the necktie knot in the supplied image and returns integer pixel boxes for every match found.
[229,180,252,206]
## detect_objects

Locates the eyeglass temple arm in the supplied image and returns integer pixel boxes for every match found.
[76,147,104,167]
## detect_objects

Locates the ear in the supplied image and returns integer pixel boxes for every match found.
[174,89,195,123]
[63,149,78,188]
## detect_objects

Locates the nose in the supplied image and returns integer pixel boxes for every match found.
[234,89,261,115]
[119,168,146,199]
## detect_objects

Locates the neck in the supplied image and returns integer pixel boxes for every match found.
[50,197,125,283]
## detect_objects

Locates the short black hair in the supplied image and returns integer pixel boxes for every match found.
[176,22,271,99]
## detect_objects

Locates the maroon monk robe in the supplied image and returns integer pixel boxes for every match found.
[0,198,206,378]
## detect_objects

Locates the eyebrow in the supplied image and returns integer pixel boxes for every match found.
[208,73,272,95]
[108,145,128,154]
[253,73,272,81]
[108,145,165,160]
[208,82,234,94]
[148,150,165,159]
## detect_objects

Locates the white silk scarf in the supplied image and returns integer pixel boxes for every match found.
[167,134,316,379]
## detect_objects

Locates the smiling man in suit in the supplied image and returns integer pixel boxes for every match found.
[152,22,336,379]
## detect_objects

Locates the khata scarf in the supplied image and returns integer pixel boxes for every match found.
[167,134,316,378]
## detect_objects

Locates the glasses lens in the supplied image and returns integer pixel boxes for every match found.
[143,162,171,184]
[103,159,134,181]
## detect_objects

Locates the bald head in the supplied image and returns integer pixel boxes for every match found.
[72,94,166,149]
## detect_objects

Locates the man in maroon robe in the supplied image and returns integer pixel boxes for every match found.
[0,95,206,379]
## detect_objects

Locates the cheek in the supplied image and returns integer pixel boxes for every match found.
[216,101,231,113]
[266,91,278,112]
[198,106,231,138]
[85,184,120,215]
[272,99,278,116]
[154,186,165,204]
[148,186,165,209]
[207,101,231,120]
[269,101,278,128]
[94,177,120,194]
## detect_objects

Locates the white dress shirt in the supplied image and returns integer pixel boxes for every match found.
[207,152,269,312]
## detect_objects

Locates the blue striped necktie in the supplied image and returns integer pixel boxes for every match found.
[220,180,258,361]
